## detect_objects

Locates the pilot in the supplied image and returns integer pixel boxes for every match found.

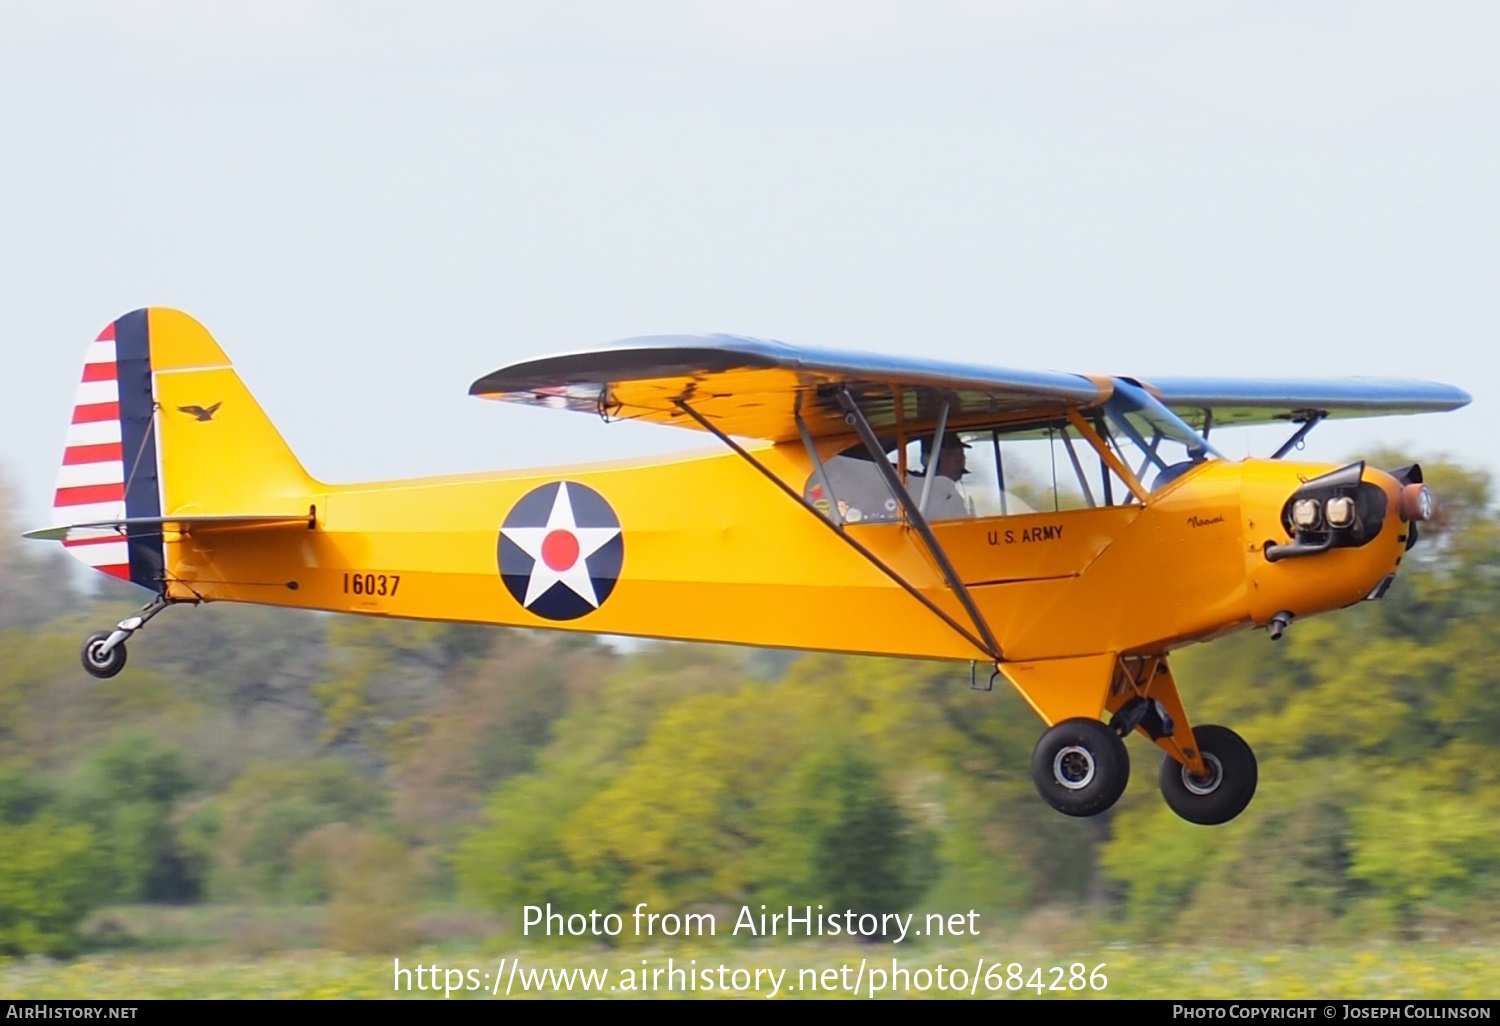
[919,434,974,521]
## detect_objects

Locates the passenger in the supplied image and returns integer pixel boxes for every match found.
[804,435,974,523]
[808,454,899,523]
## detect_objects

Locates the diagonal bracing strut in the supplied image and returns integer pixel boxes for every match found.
[833,387,1004,661]
[672,398,996,659]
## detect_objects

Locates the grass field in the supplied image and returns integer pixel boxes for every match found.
[5,941,1499,999]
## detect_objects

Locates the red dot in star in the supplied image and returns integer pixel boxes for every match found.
[541,530,580,571]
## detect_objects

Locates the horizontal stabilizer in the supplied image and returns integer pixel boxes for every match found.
[24,513,313,544]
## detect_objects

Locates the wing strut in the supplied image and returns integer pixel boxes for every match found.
[833,387,1004,662]
[672,398,996,659]
[917,399,950,516]
[794,393,845,527]
[1271,412,1326,459]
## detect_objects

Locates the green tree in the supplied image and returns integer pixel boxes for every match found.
[0,763,55,825]
[292,824,418,953]
[385,631,614,848]
[455,643,739,914]
[459,650,1040,923]
[0,818,101,955]
[757,741,937,915]
[193,759,387,901]
[65,735,201,903]
[0,472,83,630]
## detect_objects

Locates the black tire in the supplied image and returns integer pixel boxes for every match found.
[1159,724,1257,825]
[81,632,127,679]
[1030,718,1130,817]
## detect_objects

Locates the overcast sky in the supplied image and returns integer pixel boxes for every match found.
[3,1,1496,531]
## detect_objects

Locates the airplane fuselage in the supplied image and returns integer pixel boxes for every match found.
[161,442,1408,667]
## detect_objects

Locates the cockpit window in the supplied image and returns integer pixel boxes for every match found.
[959,423,1137,514]
[801,382,1220,524]
[1102,380,1220,492]
[805,424,1119,522]
[802,437,977,523]
[805,450,901,524]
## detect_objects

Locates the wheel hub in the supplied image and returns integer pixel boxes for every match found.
[1053,745,1096,790]
[1181,752,1224,795]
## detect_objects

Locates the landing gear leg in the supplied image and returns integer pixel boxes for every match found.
[1158,725,1257,825]
[81,593,171,679]
[1105,657,1258,825]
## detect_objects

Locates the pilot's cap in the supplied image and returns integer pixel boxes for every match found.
[922,433,971,457]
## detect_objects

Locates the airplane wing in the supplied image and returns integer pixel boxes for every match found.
[1144,377,1472,429]
[472,336,1471,442]
[470,335,1105,442]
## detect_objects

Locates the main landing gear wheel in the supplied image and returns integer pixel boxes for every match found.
[1159,724,1257,825]
[81,631,127,679]
[1030,718,1130,817]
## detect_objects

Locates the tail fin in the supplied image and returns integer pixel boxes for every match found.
[49,308,314,588]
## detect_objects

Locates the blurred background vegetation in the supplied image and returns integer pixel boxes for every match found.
[1,452,1498,979]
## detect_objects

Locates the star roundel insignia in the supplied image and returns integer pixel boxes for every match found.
[497,482,623,621]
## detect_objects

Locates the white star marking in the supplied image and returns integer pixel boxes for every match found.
[502,483,621,609]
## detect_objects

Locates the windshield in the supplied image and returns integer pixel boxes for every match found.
[1103,380,1219,489]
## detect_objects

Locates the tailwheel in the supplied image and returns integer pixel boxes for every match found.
[1159,724,1257,825]
[81,631,127,679]
[78,592,172,680]
[1030,718,1130,817]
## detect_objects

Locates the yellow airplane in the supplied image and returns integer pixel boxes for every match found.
[28,308,1467,825]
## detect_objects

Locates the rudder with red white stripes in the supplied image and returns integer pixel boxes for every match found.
[53,311,162,584]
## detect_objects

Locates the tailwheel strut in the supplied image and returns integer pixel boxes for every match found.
[81,592,172,679]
